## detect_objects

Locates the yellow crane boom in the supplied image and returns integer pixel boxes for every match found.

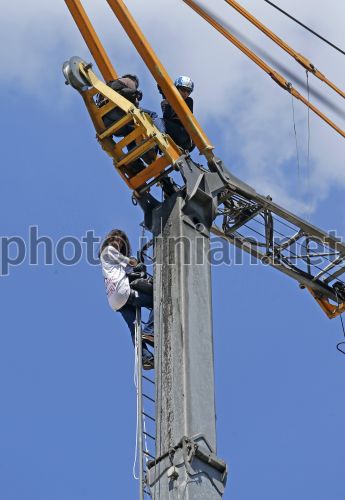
[65,0,215,163]
[183,0,345,140]
[63,0,345,319]
[224,0,345,100]
[65,0,118,81]
[106,0,215,161]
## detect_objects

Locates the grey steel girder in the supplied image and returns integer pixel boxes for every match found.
[139,155,345,305]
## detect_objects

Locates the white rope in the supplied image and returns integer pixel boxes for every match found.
[132,321,140,481]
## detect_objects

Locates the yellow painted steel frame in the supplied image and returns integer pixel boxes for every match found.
[65,0,118,82]
[106,0,215,162]
[308,288,345,319]
[79,64,182,191]
[183,0,345,140]
[64,0,182,192]
[66,0,214,161]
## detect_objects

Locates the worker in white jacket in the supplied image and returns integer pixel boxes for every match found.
[100,229,154,370]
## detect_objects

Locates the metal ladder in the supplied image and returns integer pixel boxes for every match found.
[134,307,156,499]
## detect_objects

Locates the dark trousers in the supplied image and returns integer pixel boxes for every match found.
[118,290,154,358]
[164,119,195,152]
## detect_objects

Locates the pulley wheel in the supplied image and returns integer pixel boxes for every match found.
[62,56,90,91]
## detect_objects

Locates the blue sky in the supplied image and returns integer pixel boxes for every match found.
[1,0,345,499]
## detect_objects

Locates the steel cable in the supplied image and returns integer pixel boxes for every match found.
[306,70,312,221]
[262,0,345,56]
[291,93,301,184]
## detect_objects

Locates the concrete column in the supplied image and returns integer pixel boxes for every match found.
[148,193,226,499]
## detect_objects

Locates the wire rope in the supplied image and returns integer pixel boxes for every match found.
[262,0,345,56]
[306,70,312,221]
[291,93,301,186]
[306,72,311,185]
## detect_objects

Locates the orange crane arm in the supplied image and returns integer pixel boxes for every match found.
[224,0,345,100]
[183,0,345,140]
[106,0,215,161]
[65,0,118,81]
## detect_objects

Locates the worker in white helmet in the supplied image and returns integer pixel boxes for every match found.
[158,75,195,152]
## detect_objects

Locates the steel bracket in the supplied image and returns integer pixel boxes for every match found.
[138,157,228,234]
[177,157,228,229]
[147,434,228,496]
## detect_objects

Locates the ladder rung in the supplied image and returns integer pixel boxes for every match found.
[143,450,155,460]
[143,393,155,403]
[142,412,155,422]
[99,102,118,118]
[83,87,99,99]
[143,431,156,441]
[129,155,171,190]
[114,127,144,156]
[117,138,157,168]
[94,101,119,119]
[143,375,155,385]
[98,113,133,140]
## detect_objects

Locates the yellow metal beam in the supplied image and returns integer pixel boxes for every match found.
[65,0,118,81]
[98,114,133,140]
[308,288,345,319]
[129,155,171,190]
[106,0,215,161]
[116,139,157,167]
[224,0,345,100]
[183,0,345,140]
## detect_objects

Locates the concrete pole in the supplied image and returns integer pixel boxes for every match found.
[148,193,227,499]
[135,306,144,500]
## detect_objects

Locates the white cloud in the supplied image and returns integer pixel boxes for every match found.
[2,0,344,216]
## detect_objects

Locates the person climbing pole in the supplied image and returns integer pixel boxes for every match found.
[99,229,154,370]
